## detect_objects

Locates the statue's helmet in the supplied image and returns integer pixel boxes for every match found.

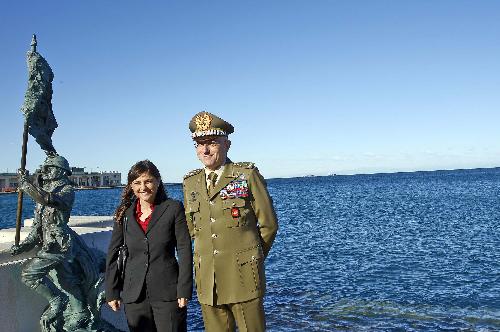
[43,155,72,175]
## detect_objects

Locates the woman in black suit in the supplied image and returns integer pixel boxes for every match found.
[105,160,192,332]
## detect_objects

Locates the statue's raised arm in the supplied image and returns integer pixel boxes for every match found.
[18,155,74,210]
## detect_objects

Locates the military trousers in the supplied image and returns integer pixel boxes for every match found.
[200,296,265,332]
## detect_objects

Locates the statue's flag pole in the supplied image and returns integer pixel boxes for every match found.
[15,34,58,245]
[15,122,29,245]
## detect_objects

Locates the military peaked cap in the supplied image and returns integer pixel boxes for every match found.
[189,112,234,139]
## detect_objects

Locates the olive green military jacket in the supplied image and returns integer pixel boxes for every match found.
[183,161,278,306]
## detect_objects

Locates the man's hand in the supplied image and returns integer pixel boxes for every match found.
[17,169,29,189]
[107,300,121,312]
[178,298,188,308]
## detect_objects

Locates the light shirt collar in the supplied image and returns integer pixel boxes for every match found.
[204,161,227,187]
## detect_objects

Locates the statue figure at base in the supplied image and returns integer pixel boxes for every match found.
[11,153,121,332]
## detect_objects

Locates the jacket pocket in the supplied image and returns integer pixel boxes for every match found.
[222,198,248,227]
[236,245,265,292]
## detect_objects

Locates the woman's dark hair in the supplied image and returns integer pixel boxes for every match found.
[114,160,168,222]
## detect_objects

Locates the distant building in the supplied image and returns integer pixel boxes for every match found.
[70,167,122,187]
[0,173,19,192]
[0,168,121,192]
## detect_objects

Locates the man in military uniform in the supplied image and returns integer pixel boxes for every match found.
[183,111,279,332]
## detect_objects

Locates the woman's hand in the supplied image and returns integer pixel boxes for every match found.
[178,298,188,308]
[108,299,121,311]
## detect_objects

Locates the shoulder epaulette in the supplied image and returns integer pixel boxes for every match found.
[233,162,255,169]
[183,168,203,180]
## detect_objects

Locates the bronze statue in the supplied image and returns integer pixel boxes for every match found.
[11,36,120,331]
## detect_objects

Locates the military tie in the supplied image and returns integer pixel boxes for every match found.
[208,172,218,197]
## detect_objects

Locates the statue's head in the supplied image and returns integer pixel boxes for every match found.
[41,154,71,181]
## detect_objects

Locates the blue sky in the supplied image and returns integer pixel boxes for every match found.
[1,1,499,182]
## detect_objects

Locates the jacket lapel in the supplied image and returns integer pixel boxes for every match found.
[145,200,170,234]
[208,162,238,200]
[125,204,142,235]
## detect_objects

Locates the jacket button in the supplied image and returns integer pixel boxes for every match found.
[211,234,217,238]
[209,201,215,205]
[210,218,216,223]
[213,250,219,255]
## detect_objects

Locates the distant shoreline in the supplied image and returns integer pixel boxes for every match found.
[0,185,126,195]
[273,166,500,180]
[76,185,125,191]
[1,166,499,193]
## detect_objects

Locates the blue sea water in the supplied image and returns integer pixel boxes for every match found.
[1,168,499,331]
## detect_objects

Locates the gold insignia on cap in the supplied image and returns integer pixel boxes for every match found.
[195,113,212,131]
[189,111,234,138]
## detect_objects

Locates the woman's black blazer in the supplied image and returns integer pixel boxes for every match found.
[105,199,193,303]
